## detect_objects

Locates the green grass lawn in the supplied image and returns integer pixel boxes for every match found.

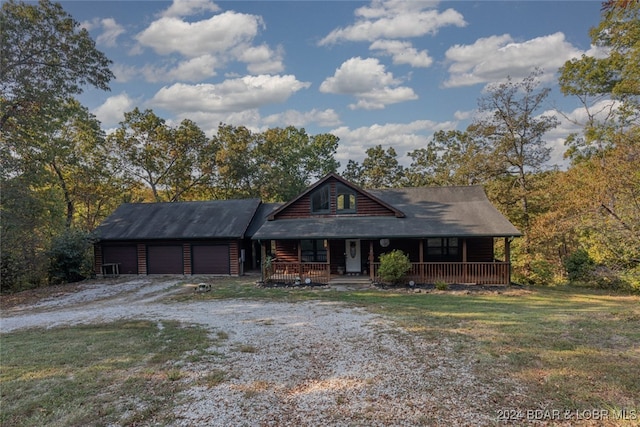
[2,279,639,425]
[0,320,219,427]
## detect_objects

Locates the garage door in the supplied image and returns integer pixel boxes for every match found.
[147,246,183,274]
[102,245,138,274]
[192,245,230,274]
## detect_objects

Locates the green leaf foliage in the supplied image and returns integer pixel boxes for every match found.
[47,229,94,284]
[378,250,411,286]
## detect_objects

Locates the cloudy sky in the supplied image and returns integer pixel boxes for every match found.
[65,0,605,168]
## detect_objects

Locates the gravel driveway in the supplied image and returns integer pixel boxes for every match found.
[1,277,509,426]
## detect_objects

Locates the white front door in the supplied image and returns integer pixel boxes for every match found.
[345,239,361,273]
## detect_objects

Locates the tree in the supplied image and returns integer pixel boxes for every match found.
[211,123,260,199]
[345,145,404,189]
[211,124,340,202]
[1,0,114,291]
[472,70,559,256]
[406,130,491,186]
[255,126,340,201]
[552,0,640,289]
[342,160,365,187]
[0,0,113,131]
[107,108,214,202]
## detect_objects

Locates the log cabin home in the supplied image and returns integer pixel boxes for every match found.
[253,173,520,286]
[94,173,520,285]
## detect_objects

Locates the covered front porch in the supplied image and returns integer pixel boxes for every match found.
[260,237,513,286]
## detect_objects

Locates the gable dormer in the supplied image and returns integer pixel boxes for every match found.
[269,173,404,220]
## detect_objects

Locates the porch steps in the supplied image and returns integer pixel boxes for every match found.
[328,275,373,289]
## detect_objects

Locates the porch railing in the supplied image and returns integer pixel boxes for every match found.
[264,261,331,285]
[264,261,511,286]
[371,262,511,285]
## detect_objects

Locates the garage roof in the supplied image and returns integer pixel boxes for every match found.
[95,199,261,240]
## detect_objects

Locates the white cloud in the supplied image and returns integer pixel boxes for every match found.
[82,17,125,47]
[140,55,219,82]
[134,8,284,78]
[454,110,474,121]
[160,0,220,18]
[136,11,264,58]
[150,75,311,113]
[320,57,417,109]
[319,1,466,45]
[111,63,139,83]
[349,87,418,110]
[92,93,136,127]
[236,44,285,74]
[369,40,433,68]
[263,108,342,128]
[444,32,583,87]
[331,119,457,166]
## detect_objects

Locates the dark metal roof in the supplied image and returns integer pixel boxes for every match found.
[95,199,261,241]
[245,202,283,237]
[252,186,521,239]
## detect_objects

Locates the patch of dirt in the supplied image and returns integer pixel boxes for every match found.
[0,282,86,310]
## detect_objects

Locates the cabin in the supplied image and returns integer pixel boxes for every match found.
[94,173,520,285]
[252,173,520,286]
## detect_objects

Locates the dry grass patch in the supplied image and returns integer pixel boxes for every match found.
[0,320,215,427]
[189,279,640,418]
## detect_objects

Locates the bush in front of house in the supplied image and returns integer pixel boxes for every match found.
[378,250,411,286]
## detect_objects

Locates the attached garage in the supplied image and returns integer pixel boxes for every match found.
[102,245,138,274]
[94,199,262,277]
[147,245,183,274]
[192,245,230,274]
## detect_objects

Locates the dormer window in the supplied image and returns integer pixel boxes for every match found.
[336,184,356,214]
[310,185,330,214]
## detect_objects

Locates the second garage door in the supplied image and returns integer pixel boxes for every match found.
[147,245,183,274]
[192,245,230,274]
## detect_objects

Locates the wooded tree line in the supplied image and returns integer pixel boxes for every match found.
[1,0,638,291]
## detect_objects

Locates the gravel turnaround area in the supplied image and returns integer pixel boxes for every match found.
[1,278,515,426]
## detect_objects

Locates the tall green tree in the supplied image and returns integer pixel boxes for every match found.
[0,0,113,131]
[1,0,114,291]
[345,145,404,189]
[107,108,214,202]
[406,130,491,186]
[211,123,260,199]
[255,126,339,201]
[472,70,559,256]
[552,0,640,288]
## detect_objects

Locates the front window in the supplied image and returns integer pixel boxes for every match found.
[336,184,356,213]
[301,239,327,262]
[310,185,330,213]
[427,238,459,259]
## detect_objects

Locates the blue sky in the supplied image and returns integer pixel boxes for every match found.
[64,0,606,169]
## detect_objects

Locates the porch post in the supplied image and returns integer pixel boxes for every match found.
[462,239,467,283]
[419,239,425,283]
[505,237,512,285]
[297,241,302,278]
[326,240,331,281]
[369,240,374,280]
[260,241,267,282]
